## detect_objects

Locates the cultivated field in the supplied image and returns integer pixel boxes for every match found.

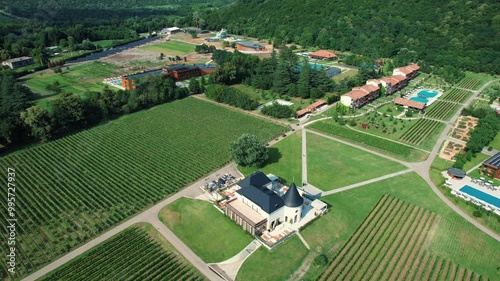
[425,101,461,120]
[399,118,442,146]
[140,40,196,56]
[0,98,286,279]
[455,77,483,90]
[238,131,302,185]
[307,132,406,190]
[40,224,206,281]
[441,88,472,103]
[319,195,489,281]
[159,198,254,263]
[309,121,429,162]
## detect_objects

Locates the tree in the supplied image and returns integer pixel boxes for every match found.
[20,106,54,142]
[159,53,165,60]
[188,77,201,94]
[230,134,268,167]
[30,47,50,66]
[52,92,86,133]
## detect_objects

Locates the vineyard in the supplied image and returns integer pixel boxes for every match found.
[455,77,483,90]
[41,226,206,281]
[309,121,429,162]
[441,88,472,103]
[319,194,490,281]
[425,101,461,120]
[400,119,442,146]
[0,98,286,279]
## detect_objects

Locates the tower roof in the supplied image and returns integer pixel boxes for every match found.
[282,182,303,208]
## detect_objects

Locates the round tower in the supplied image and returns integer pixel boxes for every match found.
[282,182,304,224]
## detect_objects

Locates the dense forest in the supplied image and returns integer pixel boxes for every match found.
[203,0,500,74]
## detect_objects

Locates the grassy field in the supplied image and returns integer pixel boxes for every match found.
[309,120,429,162]
[92,39,125,48]
[0,98,286,279]
[140,40,196,55]
[489,132,500,151]
[23,61,119,97]
[307,132,407,190]
[236,236,308,281]
[300,172,500,280]
[318,195,489,281]
[238,131,302,185]
[332,68,358,83]
[159,198,253,263]
[40,223,206,281]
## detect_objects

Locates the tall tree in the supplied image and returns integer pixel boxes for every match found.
[230,133,268,167]
[20,106,54,142]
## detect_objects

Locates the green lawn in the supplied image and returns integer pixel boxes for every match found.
[92,39,125,48]
[140,40,196,55]
[301,172,500,280]
[238,131,302,185]
[24,61,119,98]
[307,132,407,190]
[489,132,500,151]
[332,68,358,83]
[463,153,490,172]
[159,197,254,263]
[236,236,308,281]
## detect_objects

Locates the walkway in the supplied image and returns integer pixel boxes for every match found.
[208,240,261,281]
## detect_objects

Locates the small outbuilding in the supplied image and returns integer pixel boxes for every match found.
[308,50,338,60]
[482,152,500,179]
[447,168,466,180]
[236,41,266,51]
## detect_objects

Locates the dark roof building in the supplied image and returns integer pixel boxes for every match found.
[447,168,466,179]
[282,182,304,208]
[236,41,266,51]
[237,171,284,214]
[482,152,500,179]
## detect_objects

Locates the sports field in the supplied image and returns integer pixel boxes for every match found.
[0,98,286,279]
[40,224,206,281]
[238,131,302,185]
[140,40,196,55]
[159,198,254,263]
[24,61,119,97]
[307,132,407,190]
[300,172,500,280]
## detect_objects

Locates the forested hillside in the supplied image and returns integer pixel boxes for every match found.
[204,0,500,74]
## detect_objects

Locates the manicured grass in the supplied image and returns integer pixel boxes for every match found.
[489,132,500,151]
[307,132,406,190]
[238,131,302,185]
[309,120,429,162]
[24,61,119,97]
[300,172,500,280]
[0,98,286,278]
[159,197,253,263]
[40,224,206,281]
[462,153,490,172]
[140,40,196,55]
[236,236,308,281]
[332,68,358,83]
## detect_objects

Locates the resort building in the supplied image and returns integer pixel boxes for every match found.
[394,97,426,112]
[236,41,266,51]
[2,56,34,69]
[295,99,327,118]
[340,84,380,109]
[393,64,420,79]
[160,27,181,35]
[224,171,304,235]
[308,50,338,60]
[482,152,500,179]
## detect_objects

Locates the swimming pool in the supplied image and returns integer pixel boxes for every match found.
[410,97,429,104]
[418,90,438,98]
[460,185,500,208]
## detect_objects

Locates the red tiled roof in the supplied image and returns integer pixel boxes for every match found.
[296,108,310,117]
[306,99,326,110]
[392,75,407,83]
[343,89,370,100]
[406,64,420,71]
[394,67,413,75]
[360,84,379,92]
[366,79,381,85]
[394,97,425,110]
[309,50,338,59]
[381,77,398,85]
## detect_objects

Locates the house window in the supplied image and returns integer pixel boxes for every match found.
[294,215,297,223]
[285,216,288,222]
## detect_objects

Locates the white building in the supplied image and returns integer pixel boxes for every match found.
[224,171,304,235]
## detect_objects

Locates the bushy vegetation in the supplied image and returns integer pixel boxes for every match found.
[205,84,259,110]
[261,102,294,118]
[230,134,269,167]
[203,0,499,74]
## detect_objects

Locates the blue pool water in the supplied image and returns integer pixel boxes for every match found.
[410,97,429,104]
[460,185,500,208]
[418,90,438,98]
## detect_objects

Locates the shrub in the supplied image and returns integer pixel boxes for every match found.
[261,102,294,118]
[473,210,483,218]
[313,254,329,267]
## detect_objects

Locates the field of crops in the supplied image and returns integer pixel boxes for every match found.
[425,101,461,120]
[309,121,428,162]
[140,40,196,55]
[0,98,286,279]
[400,119,442,146]
[456,77,483,90]
[319,194,489,281]
[41,226,205,281]
[441,88,472,103]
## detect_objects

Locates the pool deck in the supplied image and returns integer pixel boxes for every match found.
[442,171,500,212]
[407,88,443,106]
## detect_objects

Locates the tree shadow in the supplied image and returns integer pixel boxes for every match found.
[264,147,282,165]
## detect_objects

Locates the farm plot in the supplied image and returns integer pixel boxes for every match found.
[456,77,482,90]
[318,194,488,281]
[140,40,196,56]
[40,225,206,281]
[0,98,286,279]
[399,119,441,146]
[425,101,461,120]
[441,88,472,103]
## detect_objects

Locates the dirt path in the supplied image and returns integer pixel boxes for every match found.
[288,252,316,281]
